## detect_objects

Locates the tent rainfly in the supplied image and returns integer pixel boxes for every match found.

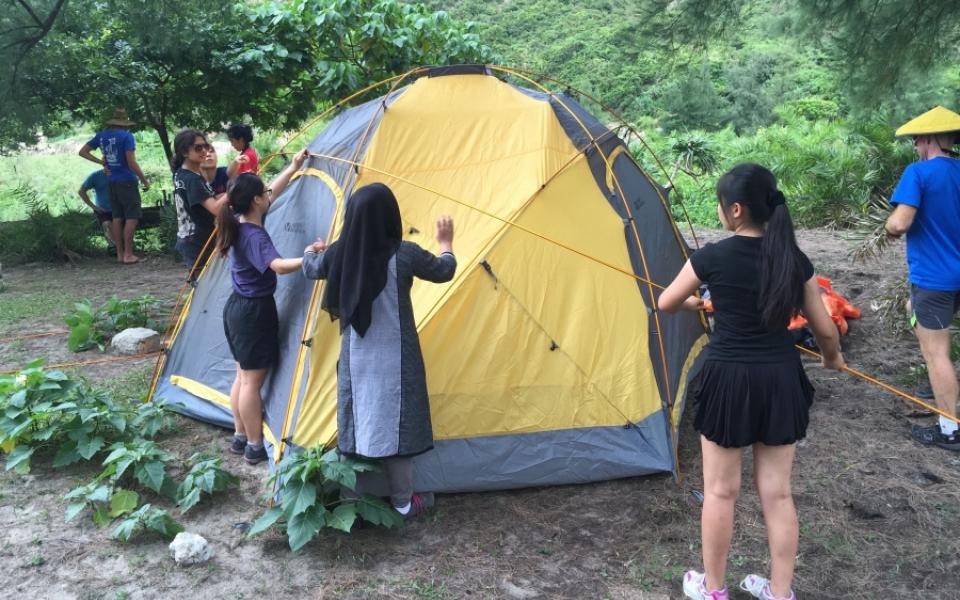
[152,65,707,492]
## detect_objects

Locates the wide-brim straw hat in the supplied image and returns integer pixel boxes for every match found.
[895,106,960,137]
[105,108,135,127]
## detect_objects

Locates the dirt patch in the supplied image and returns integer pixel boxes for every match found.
[1,233,959,600]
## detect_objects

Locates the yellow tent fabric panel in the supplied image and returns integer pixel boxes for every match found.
[290,316,342,449]
[418,267,601,439]
[347,74,582,325]
[420,156,660,438]
[672,334,709,430]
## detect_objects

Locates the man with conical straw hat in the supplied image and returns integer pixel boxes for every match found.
[886,106,960,450]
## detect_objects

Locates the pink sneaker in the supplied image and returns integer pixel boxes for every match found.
[740,574,796,600]
[683,570,730,600]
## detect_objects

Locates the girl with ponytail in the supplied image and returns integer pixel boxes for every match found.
[658,163,844,600]
[215,149,308,465]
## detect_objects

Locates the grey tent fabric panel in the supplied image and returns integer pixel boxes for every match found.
[612,156,706,409]
[411,411,674,493]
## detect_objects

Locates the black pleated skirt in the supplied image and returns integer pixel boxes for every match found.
[692,358,815,448]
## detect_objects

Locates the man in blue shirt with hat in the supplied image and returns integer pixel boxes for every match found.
[78,108,150,264]
[886,105,960,451]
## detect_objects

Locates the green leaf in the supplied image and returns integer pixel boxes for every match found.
[280,480,317,518]
[319,460,357,491]
[6,444,34,474]
[136,461,166,493]
[52,441,82,468]
[177,487,201,513]
[77,435,105,460]
[64,502,87,522]
[67,323,91,353]
[92,507,112,528]
[112,516,139,541]
[247,506,284,537]
[145,509,183,539]
[287,505,326,552]
[109,489,139,517]
[355,495,404,529]
[327,503,357,533]
[89,485,112,503]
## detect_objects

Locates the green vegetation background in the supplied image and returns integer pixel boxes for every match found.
[2,0,957,241]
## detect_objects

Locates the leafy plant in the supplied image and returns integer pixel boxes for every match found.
[176,453,239,513]
[112,504,183,542]
[0,360,130,473]
[101,439,177,495]
[64,482,139,527]
[131,398,180,438]
[64,295,164,353]
[248,446,403,551]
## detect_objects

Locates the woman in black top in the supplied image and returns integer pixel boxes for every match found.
[172,129,226,271]
[659,164,844,600]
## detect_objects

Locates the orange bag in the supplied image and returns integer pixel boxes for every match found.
[788,276,860,335]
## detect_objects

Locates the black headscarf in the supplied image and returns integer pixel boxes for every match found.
[320,183,403,336]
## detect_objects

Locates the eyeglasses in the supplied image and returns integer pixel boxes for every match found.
[192,143,213,153]
[265,188,273,197]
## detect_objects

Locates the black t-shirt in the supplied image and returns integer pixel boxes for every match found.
[690,235,814,363]
[173,168,216,242]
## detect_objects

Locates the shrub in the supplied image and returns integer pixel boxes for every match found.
[248,445,403,551]
[0,183,100,264]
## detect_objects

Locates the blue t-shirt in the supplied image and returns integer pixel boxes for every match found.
[81,170,111,211]
[86,128,137,182]
[890,157,960,290]
[230,223,282,298]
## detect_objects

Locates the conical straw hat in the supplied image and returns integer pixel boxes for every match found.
[895,106,960,137]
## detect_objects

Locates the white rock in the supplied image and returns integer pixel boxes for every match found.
[500,578,540,599]
[111,327,160,355]
[169,532,214,566]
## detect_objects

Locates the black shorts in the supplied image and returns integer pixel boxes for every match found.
[223,293,279,370]
[108,180,142,220]
[95,210,113,225]
[692,358,815,448]
[175,235,213,271]
[911,285,960,330]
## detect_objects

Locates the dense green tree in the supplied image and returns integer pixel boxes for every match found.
[0,0,493,159]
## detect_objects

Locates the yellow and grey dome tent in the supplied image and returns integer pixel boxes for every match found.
[150,65,708,492]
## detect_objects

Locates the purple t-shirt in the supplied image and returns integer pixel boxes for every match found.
[230,223,281,297]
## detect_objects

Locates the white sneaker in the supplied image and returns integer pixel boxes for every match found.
[740,574,796,600]
[683,570,729,600]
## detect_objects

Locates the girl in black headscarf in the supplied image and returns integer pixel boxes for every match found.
[303,183,456,519]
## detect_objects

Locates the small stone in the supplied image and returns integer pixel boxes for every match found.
[111,327,160,355]
[169,532,214,566]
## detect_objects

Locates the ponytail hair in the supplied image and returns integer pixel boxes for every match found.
[215,173,265,257]
[716,163,806,330]
[171,128,207,171]
[226,123,253,150]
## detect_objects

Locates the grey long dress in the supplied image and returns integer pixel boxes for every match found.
[303,241,456,458]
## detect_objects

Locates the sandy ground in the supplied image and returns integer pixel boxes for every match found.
[1,231,958,600]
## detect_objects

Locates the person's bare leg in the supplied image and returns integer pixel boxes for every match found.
[102,221,115,245]
[111,218,124,261]
[122,219,139,262]
[229,364,244,437]
[915,325,958,421]
[701,436,743,592]
[238,367,268,445]
[753,442,798,599]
